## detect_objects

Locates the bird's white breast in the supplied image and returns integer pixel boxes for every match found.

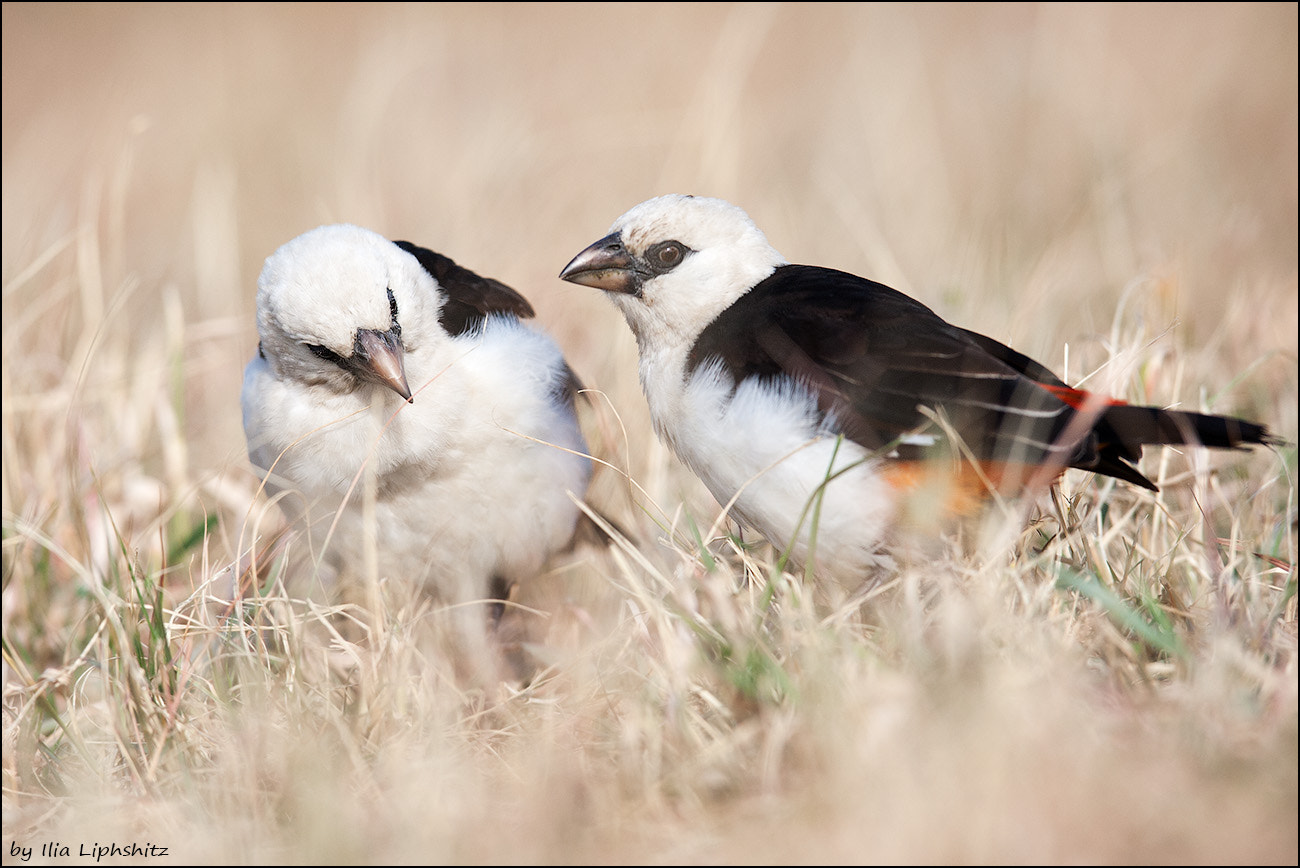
[644,357,898,586]
[242,318,590,598]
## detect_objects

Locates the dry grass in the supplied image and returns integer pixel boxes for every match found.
[3,3,1296,864]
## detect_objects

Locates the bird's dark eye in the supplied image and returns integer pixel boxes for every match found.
[306,343,343,364]
[646,240,690,273]
[387,287,402,338]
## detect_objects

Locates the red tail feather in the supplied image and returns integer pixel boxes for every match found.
[1039,383,1124,411]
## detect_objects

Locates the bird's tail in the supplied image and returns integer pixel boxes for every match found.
[1100,404,1278,452]
[1038,385,1281,491]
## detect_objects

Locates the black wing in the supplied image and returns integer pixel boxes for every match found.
[687,265,1085,473]
[393,240,536,336]
[687,265,1277,490]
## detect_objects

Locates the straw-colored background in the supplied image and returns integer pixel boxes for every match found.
[5,2,1295,484]
[3,3,1296,864]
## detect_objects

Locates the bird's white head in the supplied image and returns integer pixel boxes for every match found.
[559,195,787,354]
[256,224,440,401]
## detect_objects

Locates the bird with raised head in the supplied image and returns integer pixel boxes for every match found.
[560,195,1277,588]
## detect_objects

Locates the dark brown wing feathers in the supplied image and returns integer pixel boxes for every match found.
[393,240,536,335]
[687,264,1273,491]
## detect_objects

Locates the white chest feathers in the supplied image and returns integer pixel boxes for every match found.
[644,358,898,586]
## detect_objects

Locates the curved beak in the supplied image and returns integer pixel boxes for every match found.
[558,232,640,295]
[352,327,413,402]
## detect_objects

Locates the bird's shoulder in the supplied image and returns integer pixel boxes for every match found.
[393,240,537,336]
[687,264,1005,381]
[685,264,1076,455]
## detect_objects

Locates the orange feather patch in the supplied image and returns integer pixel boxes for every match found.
[880,459,1067,517]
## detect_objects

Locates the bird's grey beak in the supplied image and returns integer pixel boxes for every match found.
[353,327,414,403]
[558,232,640,295]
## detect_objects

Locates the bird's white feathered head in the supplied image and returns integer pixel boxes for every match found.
[257,224,435,349]
[559,195,787,354]
[255,224,438,399]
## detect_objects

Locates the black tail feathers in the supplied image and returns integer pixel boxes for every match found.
[1073,404,1278,491]
[1102,405,1276,453]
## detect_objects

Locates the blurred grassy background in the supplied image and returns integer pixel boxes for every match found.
[3,3,1296,864]
[4,3,1295,486]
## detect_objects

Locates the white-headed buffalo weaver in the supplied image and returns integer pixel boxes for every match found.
[560,195,1278,585]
